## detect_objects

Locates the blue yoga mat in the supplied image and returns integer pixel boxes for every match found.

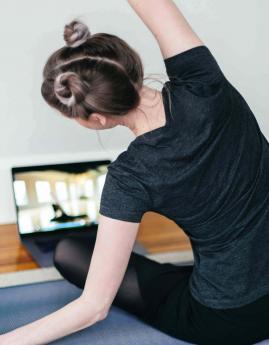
[1,279,269,345]
[0,279,191,345]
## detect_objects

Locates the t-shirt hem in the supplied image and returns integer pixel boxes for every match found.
[99,206,143,223]
[189,283,269,309]
[163,44,208,63]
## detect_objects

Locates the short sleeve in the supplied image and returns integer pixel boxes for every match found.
[164,45,225,96]
[99,163,151,223]
[161,45,230,154]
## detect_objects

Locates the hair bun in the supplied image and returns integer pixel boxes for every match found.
[64,20,91,48]
[54,72,77,107]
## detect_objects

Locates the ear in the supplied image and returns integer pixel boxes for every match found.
[74,113,107,129]
[92,113,106,127]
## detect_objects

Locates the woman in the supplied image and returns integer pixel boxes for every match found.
[1,1,269,344]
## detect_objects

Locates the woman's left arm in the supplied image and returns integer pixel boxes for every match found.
[0,214,141,345]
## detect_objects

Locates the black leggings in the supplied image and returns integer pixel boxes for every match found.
[53,236,269,345]
[53,236,195,337]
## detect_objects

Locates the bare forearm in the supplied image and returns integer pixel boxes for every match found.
[127,0,192,36]
[127,0,202,58]
[1,297,105,345]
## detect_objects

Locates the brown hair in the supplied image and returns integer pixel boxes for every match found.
[41,20,146,120]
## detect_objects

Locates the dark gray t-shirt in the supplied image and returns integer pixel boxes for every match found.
[99,45,269,309]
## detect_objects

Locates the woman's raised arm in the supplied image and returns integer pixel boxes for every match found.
[127,0,203,59]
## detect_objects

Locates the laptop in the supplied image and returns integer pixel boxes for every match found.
[11,159,111,267]
[11,159,147,268]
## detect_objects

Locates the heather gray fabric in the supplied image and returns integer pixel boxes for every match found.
[99,45,269,309]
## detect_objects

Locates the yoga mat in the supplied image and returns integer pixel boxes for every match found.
[1,279,268,344]
[0,279,191,345]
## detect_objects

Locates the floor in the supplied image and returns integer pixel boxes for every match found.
[0,211,193,287]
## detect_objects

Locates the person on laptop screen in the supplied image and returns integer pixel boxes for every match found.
[2,1,269,344]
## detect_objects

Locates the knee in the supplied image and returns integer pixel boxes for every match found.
[53,237,74,270]
[53,236,95,289]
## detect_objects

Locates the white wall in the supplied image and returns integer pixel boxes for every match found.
[0,0,268,224]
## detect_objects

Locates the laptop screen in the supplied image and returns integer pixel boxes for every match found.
[11,160,111,235]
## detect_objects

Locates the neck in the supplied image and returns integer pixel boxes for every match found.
[120,84,166,138]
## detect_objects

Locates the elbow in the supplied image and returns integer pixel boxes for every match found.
[94,300,111,321]
[88,305,109,325]
[98,308,109,321]
[78,295,110,325]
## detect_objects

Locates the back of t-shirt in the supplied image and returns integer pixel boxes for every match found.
[99,45,269,309]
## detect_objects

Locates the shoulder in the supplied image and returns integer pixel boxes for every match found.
[99,149,152,223]
[164,45,228,97]
[107,150,132,173]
